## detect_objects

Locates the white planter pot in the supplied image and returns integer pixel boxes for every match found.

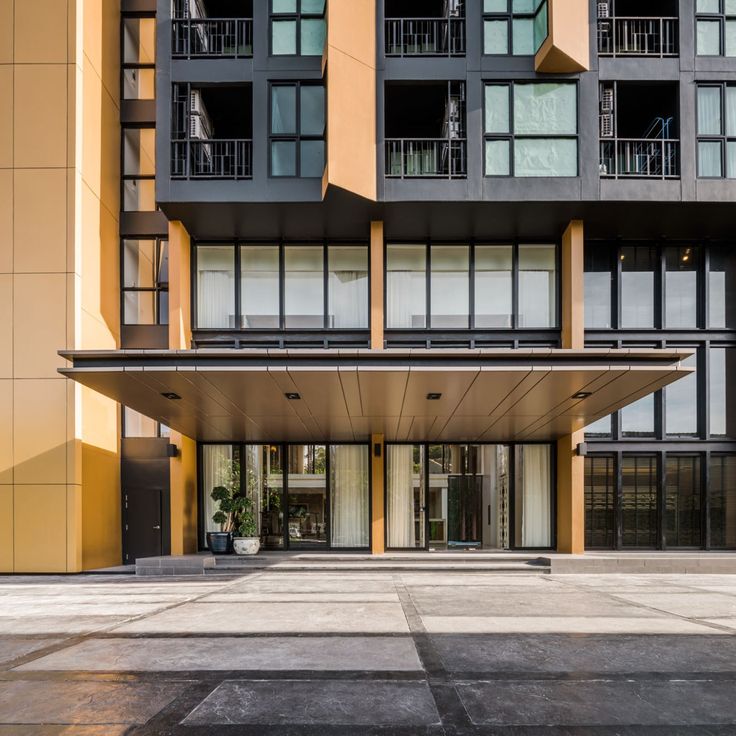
[232,537,260,556]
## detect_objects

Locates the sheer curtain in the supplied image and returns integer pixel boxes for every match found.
[202,445,235,541]
[197,247,234,328]
[330,445,369,548]
[387,445,416,548]
[517,445,551,547]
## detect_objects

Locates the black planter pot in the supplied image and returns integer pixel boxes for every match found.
[206,531,232,555]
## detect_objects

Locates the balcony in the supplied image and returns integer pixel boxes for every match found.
[598,17,678,57]
[172,139,252,179]
[386,139,467,179]
[172,18,253,58]
[600,138,679,179]
[385,18,465,57]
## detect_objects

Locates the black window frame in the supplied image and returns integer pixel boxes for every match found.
[269,0,326,57]
[696,82,736,180]
[481,0,549,57]
[121,237,170,327]
[695,0,736,57]
[121,14,156,101]
[482,81,580,178]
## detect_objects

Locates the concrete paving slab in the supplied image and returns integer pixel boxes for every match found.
[17,636,422,672]
[421,615,726,634]
[0,638,63,666]
[457,679,736,726]
[200,592,400,602]
[0,616,132,635]
[399,573,559,587]
[610,592,736,618]
[112,601,411,634]
[0,680,187,725]
[0,728,131,735]
[183,680,441,726]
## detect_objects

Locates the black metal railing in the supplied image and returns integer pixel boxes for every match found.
[386,138,467,179]
[172,139,253,179]
[172,18,253,58]
[598,17,679,57]
[600,138,680,179]
[385,17,465,56]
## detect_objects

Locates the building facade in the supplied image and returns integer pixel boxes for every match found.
[2,0,735,572]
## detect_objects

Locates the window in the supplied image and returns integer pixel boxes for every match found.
[514,444,552,548]
[386,243,558,330]
[620,246,657,328]
[621,455,658,548]
[709,348,736,437]
[585,456,616,549]
[195,243,369,331]
[666,353,698,437]
[665,456,702,548]
[696,0,736,56]
[122,126,156,211]
[122,239,169,325]
[709,249,736,328]
[584,247,613,329]
[621,395,655,438]
[483,0,548,55]
[271,0,326,56]
[330,445,370,548]
[122,16,155,99]
[484,83,578,177]
[710,454,736,548]
[665,247,699,328]
[123,407,170,438]
[697,84,736,179]
[270,83,325,177]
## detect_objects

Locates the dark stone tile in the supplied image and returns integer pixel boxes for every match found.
[457,679,736,726]
[434,634,736,675]
[183,680,441,726]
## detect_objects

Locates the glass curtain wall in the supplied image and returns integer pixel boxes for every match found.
[710,454,736,548]
[386,445,426,548]
[665,456,702,548]
[475,245,513,327]
[241,246,280,328]
[287,445,327,547]
[197,246,235,328]
[328,246,369,329]
[201,445,240,542]
[621,456,658,548]
[330,445,370,547]
[585,455,616,549]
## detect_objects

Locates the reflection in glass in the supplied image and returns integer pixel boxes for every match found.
[665,456,702,548]
[271,86,297,134]
[621,455,657,548]
[584,247,613,328]
[123,16,155,64]
[431,246,469,328]
[620,246,656,328]
[250,445,284,549]
[288,445,327,548]
[123,407,158,438]
[710,454,736,549]
[518,245,556,327]
[330,445,369,548]
[201,445,239,544]
[697,19,721,55]
[666,354,698,437]
[241,246,280,329]
[301,18,326,55]
[300,86,325,136]
[475,245,513,328]
[484,20,509,54]
[514,445,551,547]
[621,394,655,438]
[585,415,612,438]
[698,86,722,135]
[709,249,736,328]
[328,246,368,328]
[710,348,736,437]
[284,246,324,328]
[197,246,235,328]
[386,245,427,328]
[665,247,698,328]
[272,19,297,54]
[585,456,615,549]
[387,445,425,548]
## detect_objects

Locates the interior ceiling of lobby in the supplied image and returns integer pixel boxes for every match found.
[61,349,693,443]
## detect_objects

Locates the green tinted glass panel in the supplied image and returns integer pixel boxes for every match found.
[484,19,508,53]
[697,0,721,11]
[301,18,326,55]
[514,138,577,177]
[697,19,722,54]
[300,85,325,135]
[697,86,722,135]
[484,0,508,11]
[301,0,325,12]
[271,85,297,134]
[512,17,534,54]
[514,83,577,135]
[485,85,510,134]
[726,19,736,55]
[272,19,297,54]
[300,140,325,177]
[271,141,296,176]
[273,0,297,12]
[485,140,511,176]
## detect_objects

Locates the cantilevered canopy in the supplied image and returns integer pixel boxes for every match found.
[59,348,693,443]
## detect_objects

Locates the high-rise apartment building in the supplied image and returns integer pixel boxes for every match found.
[1,0,734,572]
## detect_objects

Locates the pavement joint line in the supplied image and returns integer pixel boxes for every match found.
[547,575,736,636]
[0,571,266,673]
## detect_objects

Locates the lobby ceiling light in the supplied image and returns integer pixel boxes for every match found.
[572,391,592,400]
[426,393,442,400]
[161,392,181,400]
[285,392,301,400]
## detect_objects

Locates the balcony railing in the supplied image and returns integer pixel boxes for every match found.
[172,18,253,58]
[385,18,466,56]
[386,138,467,179]
[598,17,679,57]
[600,138,680,179]
[172,139,253,179]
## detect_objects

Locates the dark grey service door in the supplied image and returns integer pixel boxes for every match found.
[123,488,163,562]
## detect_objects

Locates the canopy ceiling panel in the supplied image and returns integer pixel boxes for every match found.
[60,349,694,443]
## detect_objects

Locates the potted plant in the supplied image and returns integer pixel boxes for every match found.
[207,485,237,554]
[232,496,260,556]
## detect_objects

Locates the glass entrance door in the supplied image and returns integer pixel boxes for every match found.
[287,444,328,549]
[386,444,426,548]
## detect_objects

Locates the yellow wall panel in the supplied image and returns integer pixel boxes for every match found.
[81,444,120,570]
[0,485,12,572]
[13,379,67,485]
[67,483,82,571]
[0,0,13,65]
[0,170,12,274]
[0,275,12,379]
[0,66,12,168]
[100,89,121,214]
[13,485,68,572]
[0,380,13,485]
[81,57,103,200]
[14,0,68,64]
[13,64,68,169]
[170,432,198,555]
[13,273,67,378]
[13,169,67,274]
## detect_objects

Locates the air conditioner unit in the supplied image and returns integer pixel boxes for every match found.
[189,90,212,140]
[600,114,614,138]
[597,1,610,19]
[600,85,614,113]
[183,0,205,19]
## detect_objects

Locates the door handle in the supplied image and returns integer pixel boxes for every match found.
[153,525,161,530]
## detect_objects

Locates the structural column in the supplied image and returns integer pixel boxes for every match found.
[370,221,384,350]
[371,434,385,554]
[557,220,585,554]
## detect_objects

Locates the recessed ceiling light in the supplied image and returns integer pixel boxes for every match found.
[161,392,181,400]
[426,393,442,401]
[285,392,301,400]
[572,391,592,400]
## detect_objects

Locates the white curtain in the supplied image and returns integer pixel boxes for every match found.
[330,446,369,548]
[198,270,233,327]
[202,445,235,539]
[329,272,368,328]
[519,445,551,547]
[387,446,416,548]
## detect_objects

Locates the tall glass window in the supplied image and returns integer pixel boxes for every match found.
[665,247,699,328]
[431,245,470,328]
[697,84,736,178]
[253,445,285,549]
[621,395,655,438]
[201,445,240,544]
[620,246,656,328]
[621,455,657,548]
[666,353,698,437]
[710,348,735,437]
[665,456,702,548]
[514,444,552,548]
[271,0,326,56]
[710,454,736,549]
[518,245,556,328]
[197,245,235,329]
[284,246,324,328]
[386,445,425,549]
[584,247,613,329]
[483,0,548,55]
[330,445,370,548]
[386,245,427,329]
[241,245,280,329]
[484,83,578,177]
[585,456,615,549]
[474,245,513,328]
[696,0,736,56]
[287,445,327,548]
[709,249,736,328]
[328,246,369,329]
[122,239,169,326]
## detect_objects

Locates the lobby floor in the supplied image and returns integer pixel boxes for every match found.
[1,569,736,734]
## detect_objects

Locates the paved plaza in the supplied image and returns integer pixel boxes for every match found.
[1,569,736,734]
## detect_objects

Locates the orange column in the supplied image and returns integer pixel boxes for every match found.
[370,221,384,350]
[371,434,385,554]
